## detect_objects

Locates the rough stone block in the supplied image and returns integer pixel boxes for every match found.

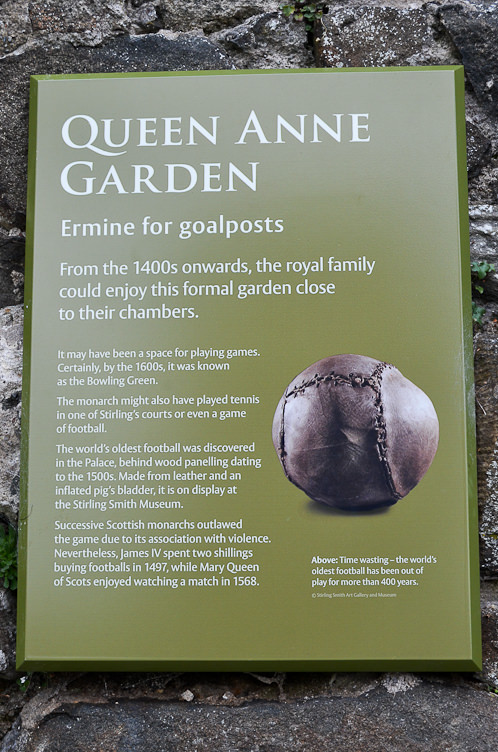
[466,121,492,180]
[0,306,22,527]
[158,1,279,33]
[0,588,16,680]
[315,4,454,69]
[439,2,498,116]
[481,582,498,687]
[27,0,130,45]
[0,234,24,309]
[469,205,498,298]
[213,12,314,69]
[2,680,498,752]
[474,314,498,576]
[0,1,30,56]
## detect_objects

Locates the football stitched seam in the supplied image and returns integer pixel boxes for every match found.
[280,362,402,502]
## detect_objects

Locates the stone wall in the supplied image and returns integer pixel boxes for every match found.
[1,1,497,749]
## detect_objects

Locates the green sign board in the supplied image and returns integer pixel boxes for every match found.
[18,67,481,671]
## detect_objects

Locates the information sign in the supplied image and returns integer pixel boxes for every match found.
[18,68,481,670]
